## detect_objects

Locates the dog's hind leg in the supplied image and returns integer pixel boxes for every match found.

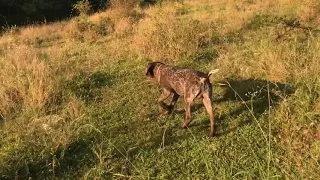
[203,92,215,137]
[181,94,196,128]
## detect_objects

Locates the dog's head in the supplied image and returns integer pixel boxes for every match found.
[145,62,164,78]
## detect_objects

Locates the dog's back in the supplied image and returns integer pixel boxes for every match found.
[154,64,209,97]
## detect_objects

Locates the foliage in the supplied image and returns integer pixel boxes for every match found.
[73,0,93,16]
[0,0,107,26]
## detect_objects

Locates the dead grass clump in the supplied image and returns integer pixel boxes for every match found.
[0,98,84,177]
[296,0,320,23]
[19,23,65,43]
[67,0,116,41]
[65,16,115,42]
[66,6,142,41]
[133,15,215,61]
[0,45,53,118]
[114,17,134,37]
[272,37,320,177]
[26,98,85,150]
[0,22,66,47]
[275,76,320,177]
[109,0,140,11]
[217,29,320,83]
[215,43,290,82]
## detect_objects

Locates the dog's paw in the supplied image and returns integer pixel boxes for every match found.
[159,108,170,115]
[180,122,188,128]
[162,110,171,115]
[159,104,174,115]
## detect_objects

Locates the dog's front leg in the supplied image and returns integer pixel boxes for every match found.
[158,88,171,112]
[167,93,179,114]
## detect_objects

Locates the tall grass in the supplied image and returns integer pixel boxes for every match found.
[0,45,52,117]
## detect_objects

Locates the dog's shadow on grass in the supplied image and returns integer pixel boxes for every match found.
[211,78,295,136]
[145,102,204,122]
[144,102,215,148]
[172,103,204,115]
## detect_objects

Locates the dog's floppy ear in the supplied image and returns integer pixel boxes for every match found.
[145,62,157,77]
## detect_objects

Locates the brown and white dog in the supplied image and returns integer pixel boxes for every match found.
[146,62,219,136]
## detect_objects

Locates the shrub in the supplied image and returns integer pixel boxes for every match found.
[73,0,92,17]
[133,17,215,61]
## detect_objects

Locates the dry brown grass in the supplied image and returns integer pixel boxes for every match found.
[109,0,140,11]
[297,0,320,22]
[132,2,216,61]
[0,22,67,47]
[0,45,53,118]
[275,84,320,176]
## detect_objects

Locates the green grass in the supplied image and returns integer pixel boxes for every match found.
[1,0,320,179]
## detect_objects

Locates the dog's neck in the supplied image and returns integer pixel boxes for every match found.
[146,63,166,84]
[153,63,165,79]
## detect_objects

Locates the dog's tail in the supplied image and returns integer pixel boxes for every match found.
[207,69,220,77]
[200,69,220,84]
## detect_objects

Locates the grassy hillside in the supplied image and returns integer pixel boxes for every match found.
[0,0,320,179]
